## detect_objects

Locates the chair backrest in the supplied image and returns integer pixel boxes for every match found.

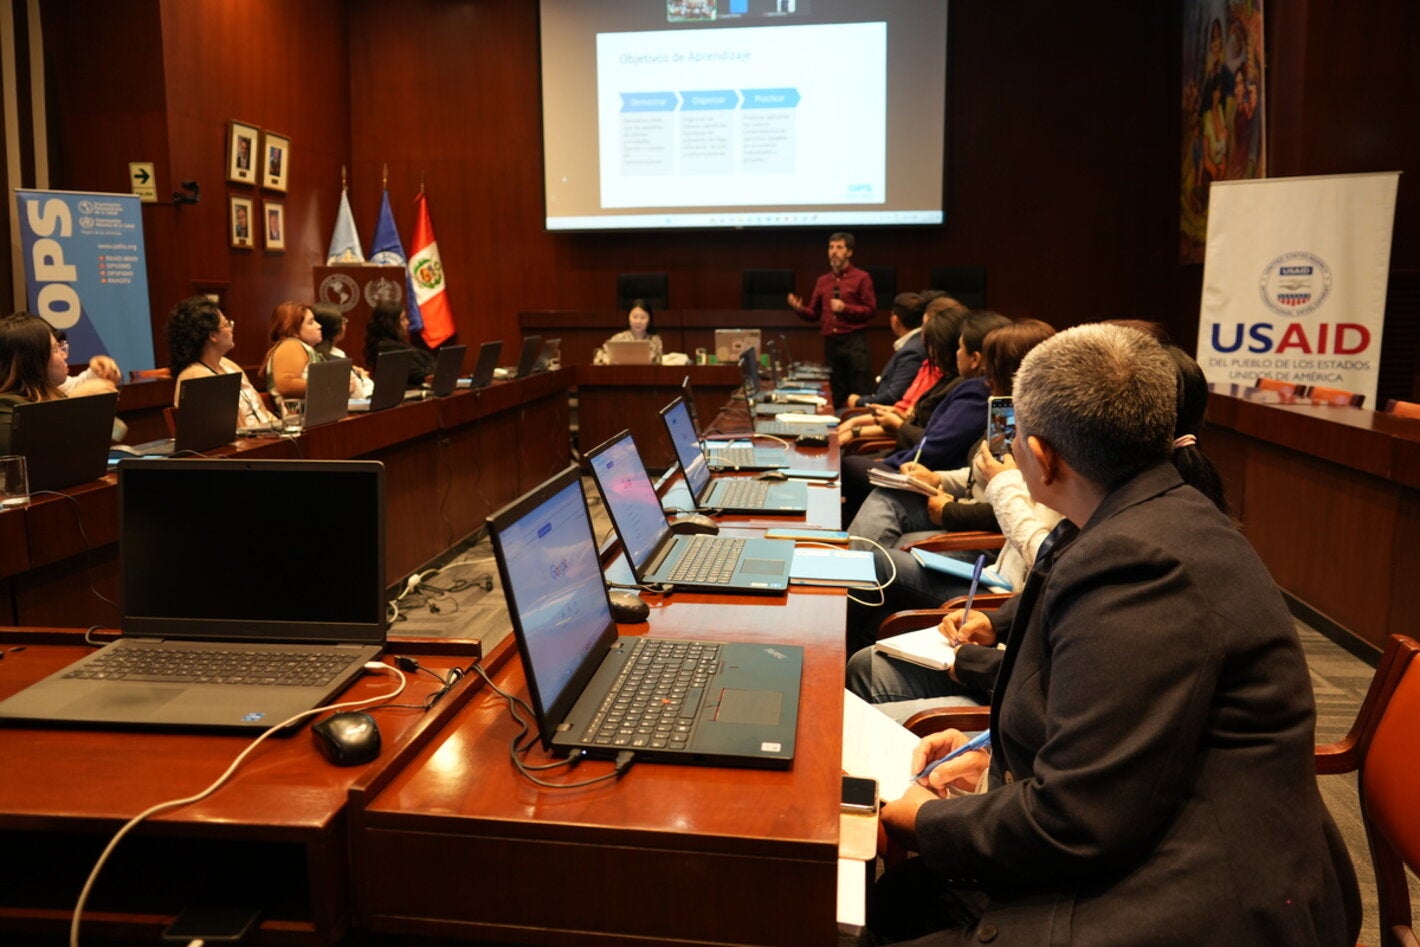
[1384,398,1420,420]
[1307,385,1365,408]
[929,265,987,310]
[617,272,668,312]
[130,367,172,381]
[1317,634,1420,944]
[860,265,897,309]
[741,269,793,309]
[1253,377,1306,403]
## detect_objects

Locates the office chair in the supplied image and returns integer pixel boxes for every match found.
[1307,385,1365,408]
[929,266,987,310]
[129,367,172,381]
[741,269,794,309]
[860,265,897,309]
[1316,633,1420,947]
[1384,398,1420,420]
[617,272,668,312]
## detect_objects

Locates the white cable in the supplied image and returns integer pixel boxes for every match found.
[825,535,896,607]
[69,663,406,947]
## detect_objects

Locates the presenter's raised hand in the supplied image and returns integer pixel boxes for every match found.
[786,292,803,309]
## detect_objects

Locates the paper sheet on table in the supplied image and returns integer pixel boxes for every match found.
[842,689,920,803]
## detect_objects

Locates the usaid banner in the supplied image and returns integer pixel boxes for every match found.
[1197,172,1399,407]
[14,188,155,374]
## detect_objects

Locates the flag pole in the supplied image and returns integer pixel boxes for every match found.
[382,163,388,190]
[341,164,347,191]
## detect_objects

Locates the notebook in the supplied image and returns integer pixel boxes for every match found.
[789,547,878,589]
[586,431,793,593]
[459,340,503,389]
[909,547,1013,591]
[9,391,118,491]
[429,344,468,397]
[303,358,353,429]
[348,348,417,412]
[680,376,788,471]
[0,459,387,731]
[605,339,656,365]
[660,397,807,515]
[487,465,801,767]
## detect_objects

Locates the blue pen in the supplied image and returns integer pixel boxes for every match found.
[908,729,993,786]
[961,553,986,624]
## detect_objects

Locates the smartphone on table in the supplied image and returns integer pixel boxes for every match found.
[841,775,879,813]
[986,396,1015,459]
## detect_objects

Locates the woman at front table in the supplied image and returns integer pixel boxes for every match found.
[0,312,117,454]
[167,295,278,430]
[263,301,324,399]
[592,299,663,365]
[364,301,436,387]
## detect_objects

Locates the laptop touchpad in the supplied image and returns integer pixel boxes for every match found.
[716,689,781,724]
[740,558,786,575]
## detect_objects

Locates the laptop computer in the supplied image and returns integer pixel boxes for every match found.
[715,328,761,365]
[533,336,561,373]
[660,397,807,515]
[487,465,801,768]
[349,348,417,412]
[0,459,387,731]
[605,339,656,365]
[173,370,241,452]
[738,347,820,414]
[429,344,468,397]
[459,340,502,388]
[303,358,353,429]
[680,376,788,471]
[586,431,794,593]
[494,335,543,380]
[9,391,118,491]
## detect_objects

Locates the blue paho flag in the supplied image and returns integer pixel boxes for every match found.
[368,189,424,333]
[14,189,156,373]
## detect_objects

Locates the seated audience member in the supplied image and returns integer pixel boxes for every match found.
[312,304,373,398]
[840,310,1010,523]
[364,301,436,387]
[0,312,117,453]
[51,329,121,394]
[167,296,278,430]
[844,292,926,408]
[866,324,1356,946]
[263,301,325,398]
[592,299,663,365]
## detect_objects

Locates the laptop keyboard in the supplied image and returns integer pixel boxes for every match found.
[756,420,832,437]
[667,534,745,584]
[705,445,758,468]
[66,646,358,687]
[581,638,722,749]
[715,479,772,508]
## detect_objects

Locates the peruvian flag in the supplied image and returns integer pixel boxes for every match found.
[408,189,456,348]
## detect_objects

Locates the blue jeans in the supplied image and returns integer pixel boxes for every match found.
[845,644,985,723]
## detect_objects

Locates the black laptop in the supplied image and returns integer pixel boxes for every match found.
[661,397,807,515]
[738,347,819,415]
[487,465,801,768]
[0,459,387,731]
[349,348,417,412]
[429,344,467,397]
[680,377,788,471]
[303,358,353,429]
[9,391,118,491]
[495,335,543,381]
[585,430,793,593]
[460,340,502,388]
[122,372,241,457]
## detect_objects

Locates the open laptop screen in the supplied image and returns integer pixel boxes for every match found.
[585,432,669,574]
[119,459,386,643]
[661,398,711,499]
[738,346,761,400]
[488,469,613,729]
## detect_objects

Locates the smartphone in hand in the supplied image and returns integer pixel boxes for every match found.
[987,396,1015,459]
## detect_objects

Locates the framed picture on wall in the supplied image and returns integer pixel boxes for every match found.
[230,194,255,249]
[227,120,259,185]
[263,200,286,252]
[263,131,290,192]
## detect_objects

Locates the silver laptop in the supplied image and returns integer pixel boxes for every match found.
[605,339,656,365]
[488,465,801,768]
[661,397,807,514]
[586,431,793,593]
[715,328,762,365]
[303,358,353,429]
[0,459,387,731]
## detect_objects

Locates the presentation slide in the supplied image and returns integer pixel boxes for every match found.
[540,0,947,232]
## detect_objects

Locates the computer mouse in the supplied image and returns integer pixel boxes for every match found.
[668,513,719,536]
[311,711,381,766]
[607,589,650,624]
[757,470,787,481]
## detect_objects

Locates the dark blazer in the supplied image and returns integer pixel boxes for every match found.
[859,331,925,407]
[911,463,1355,946]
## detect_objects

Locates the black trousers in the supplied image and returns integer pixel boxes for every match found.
[825,331,873,410]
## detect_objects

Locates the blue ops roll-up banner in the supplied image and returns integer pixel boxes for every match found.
[14,189,155,374]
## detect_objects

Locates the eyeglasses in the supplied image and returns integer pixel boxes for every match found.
[218,318,235,329]
[55,340,70,354]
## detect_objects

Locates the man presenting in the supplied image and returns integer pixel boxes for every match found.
[788,231,876,408]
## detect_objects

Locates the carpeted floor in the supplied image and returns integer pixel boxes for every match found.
[383,483,1414,945]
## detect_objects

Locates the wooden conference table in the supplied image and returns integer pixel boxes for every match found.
[0,432,853,945]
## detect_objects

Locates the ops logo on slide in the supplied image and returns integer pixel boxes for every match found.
[1258,251,1332,317]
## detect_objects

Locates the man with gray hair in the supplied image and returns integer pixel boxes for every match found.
[870,324,1355,946]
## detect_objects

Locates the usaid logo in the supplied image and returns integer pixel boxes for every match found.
[1259,252,1332,317]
